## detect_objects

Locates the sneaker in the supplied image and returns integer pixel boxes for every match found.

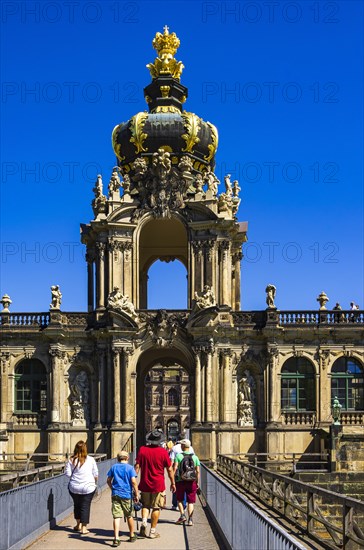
[187,518,194,526]
[112,539,121,547]
[129,534,138,543]
[149,530,160,539]
[139,525,147,538]
[175,515,187,525]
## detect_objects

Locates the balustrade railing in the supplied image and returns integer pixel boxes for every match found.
[220,452,329,472]
[12,413,47,428]
[279,310,364,326]
[340,412,364,425]
[0,312,50,328]
[282,411,316,425]
[217,455,364,549]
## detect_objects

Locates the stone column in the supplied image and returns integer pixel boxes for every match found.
[220,349,233,422]
[318,349,331,423]
[0,352,10,425]
[86,248,95,313]
[193,347,202,424]
[220,240,231,306]
[49,347,64,423]
[205,340,215,423]
[112,347,122,425]
[122,348,134,425]
[192,241,204,294]
[232,251,243,311]
[204,241,215,288]
[268,348,279,422]
[120,242,132,299]
[106,349,113,423]
[96,348,106,426]
[96,242,106,309]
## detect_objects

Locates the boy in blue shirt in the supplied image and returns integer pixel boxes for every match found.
[107,450,139,545]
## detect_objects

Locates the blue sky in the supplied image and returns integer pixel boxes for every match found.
[1,0,363,312]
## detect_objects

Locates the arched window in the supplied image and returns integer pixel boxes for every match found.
[15,359,47,413]
[167,388,179,406]
[281,357,315,411]
[331,357,364,410]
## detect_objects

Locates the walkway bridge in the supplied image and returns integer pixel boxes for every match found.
[0,455,363,550]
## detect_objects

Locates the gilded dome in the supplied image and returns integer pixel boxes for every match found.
[112,27,218,177]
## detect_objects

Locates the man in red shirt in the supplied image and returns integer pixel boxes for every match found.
[135,430,176,539]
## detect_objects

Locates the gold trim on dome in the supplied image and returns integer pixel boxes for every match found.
[147,26,184,81]
[204,122,219,163]
[130,112,148,154]
[112,124,126,162]
[181,112,200,153]
[152,105,181,114]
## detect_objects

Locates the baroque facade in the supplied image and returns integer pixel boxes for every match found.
[0,29,363,465]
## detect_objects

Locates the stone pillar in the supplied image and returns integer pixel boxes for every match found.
[122,242,133,300]
[268,348,279,422]
[205,340,215,423]
[221,349,233,422]
[204,241,215,288]
[86,248,95,312]
[193,241,203,294]
[106,349,113,423]
[220,240,231,306]
[0,352,10,425]
[96,349,106,426]
[96,242,106,309]
[193,347,202,424]
[112,347,122,425]
[49,347,64,423]
[318,349,331,423]
[122,348,134,425]
[232,251,243,311]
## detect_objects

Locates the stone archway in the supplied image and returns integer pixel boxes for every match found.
[136,347,192,449]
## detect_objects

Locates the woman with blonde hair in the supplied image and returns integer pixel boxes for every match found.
[65,440,98,534]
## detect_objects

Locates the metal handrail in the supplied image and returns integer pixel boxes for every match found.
[217,455,364,549]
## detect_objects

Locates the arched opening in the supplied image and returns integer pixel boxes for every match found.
[137,350,192,448]
[14,359,47,414]
[148,259,187,309]
[281,357,316,412]
[139,217,188,309]
[331,357,364,410]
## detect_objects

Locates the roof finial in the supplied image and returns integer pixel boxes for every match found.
[147,28,184,81]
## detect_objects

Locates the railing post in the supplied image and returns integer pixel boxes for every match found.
[343,503,352,550]
[307,490,314,536]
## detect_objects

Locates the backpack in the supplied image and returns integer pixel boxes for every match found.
[179,453,197,481]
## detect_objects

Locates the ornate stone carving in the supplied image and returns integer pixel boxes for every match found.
[317,291,329,310]
[50,286,62,310]
[193,285,216,310]
[108,166,121,196]
[69,370,90,424]
[144,310,181,347]
[265,284,277,309]
[204,166,219,196]
[92,175,107,215]
[238,370,257,427]
[96,242,106,259]
[0,294,12,312]
[107,287,138,319]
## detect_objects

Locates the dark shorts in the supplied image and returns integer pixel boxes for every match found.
[175,481,197,504]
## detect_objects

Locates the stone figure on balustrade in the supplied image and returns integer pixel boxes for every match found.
[50,285,62,310]
[107,286,138,319]
[193,285,216,310]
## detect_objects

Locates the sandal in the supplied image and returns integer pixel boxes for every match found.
[112,539,121,547]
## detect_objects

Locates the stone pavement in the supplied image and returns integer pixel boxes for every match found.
[26,485,224,550]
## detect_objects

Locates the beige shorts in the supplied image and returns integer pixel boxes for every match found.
[140,491,165,510]
[111,495,133,518]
